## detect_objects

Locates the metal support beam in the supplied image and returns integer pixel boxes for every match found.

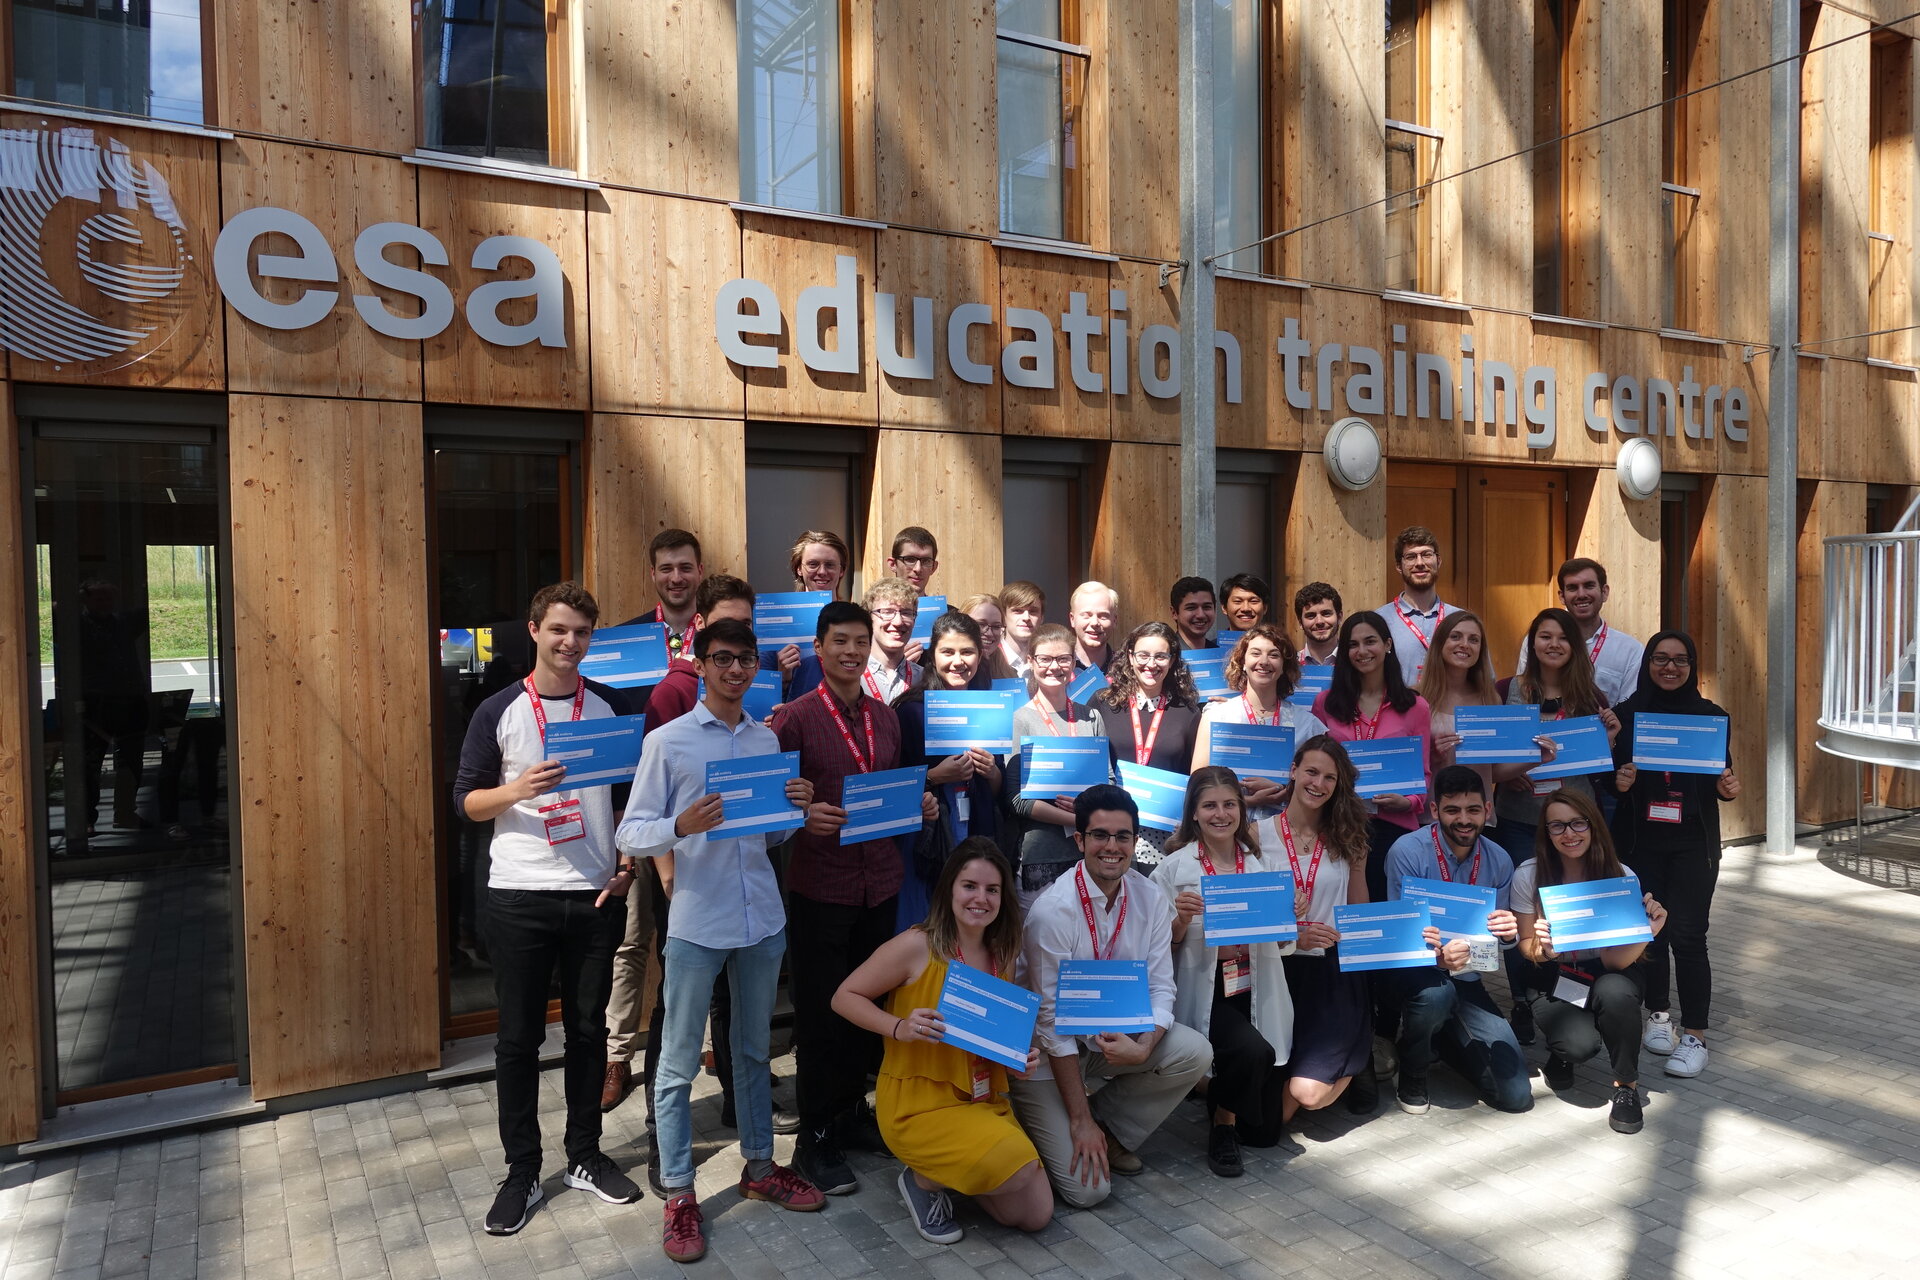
[1178,0,1217,582]
[1765,0,1802,853]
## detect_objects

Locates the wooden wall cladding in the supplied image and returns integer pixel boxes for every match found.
[213,0,413,155]
[1704,473,1767,841]
[1094,0,1179,261]
[582,0,737,197]
[1284,451,1389,624]
[585,414,748,623]
[0,383,38,1145]
[228,395,438,1099]
[218,140,422,400]
[1110,258,1181,446]
[872,0,997,235]
[1433,0,1532,313]
[417,170,589,408]
[1707,0,1772,344]
[1797,480,1866,825]
[998,249,1113,440]
[1090,443,1181,637]
[739,213,879,425]
[1800,7,1871,361]
[1564,0,1661,330]
[1566,467,1662,643]
[588,189,744,419]
[874,230,1000,433]
[0,111,223,390]
[1213,277,1306,453]
[1279,0,1383,289]
[862,429,1003,601]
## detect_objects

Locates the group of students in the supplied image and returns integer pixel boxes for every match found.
[455,523,1740,1262]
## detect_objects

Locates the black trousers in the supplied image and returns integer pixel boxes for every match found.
[1530,968,1644,1085]
[1207,970,1286,1145]
[1625,846,1719,1030]
[485,887,624,1173]
[787,891,898,1135]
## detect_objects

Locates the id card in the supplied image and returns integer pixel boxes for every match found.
[540,797,586,845]
[1553,973,1591,1008]
[1648,793,1683,823]
[1221,953,1251,997]
[971,1061,992,1100]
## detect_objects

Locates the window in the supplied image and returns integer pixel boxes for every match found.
[739,0,844,213]
[996,1,1088,241]
[1216,450,1282,590]
[1661,0,1707,331]
[1212,0,1264,272]
[745,426,865,593]
[1533,0,1571,315]
[1384,0,1439,294]
[1870,34,1913,364]
[1660,475,1708,636]
[9,0,205,124]
[420,0,573,168]
[1002,440,1090,616]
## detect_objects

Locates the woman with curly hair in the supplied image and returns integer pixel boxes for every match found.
[1192,624,1328,821]
[1094,621,1202,867]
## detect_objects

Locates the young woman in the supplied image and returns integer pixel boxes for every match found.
[1094,621,1203,868]
[1511,789,1669,1135]
[959,593,1019,682]
[1152,767,1295,1178]
[1192,625,1327,821]
[1006,624,1109,907]
[1254,736,1373,1123]
[1609,631,1740,1080]
[896,613,1006,929]
[831,840,1053,1243]
[1497,608,1622,860]
[1310,611,1433,902]
[998,581,1048,678]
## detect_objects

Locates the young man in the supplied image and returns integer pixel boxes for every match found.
[1514,558,1645,707]
[648,529,705,663]
[642,574,756,733]
[773,601,938,1196]
[1009,785,1212,1209]
[1378,526,1454,686]
[454,583,642,1235]
[619,618,827,1262]
[862,577,922,704]
[999,580,1047,676]
[1381,767,1530,1116]
[1293,582,1343,666]
[1218,573,1271,633]
[1168,576,1218,651]
[1069,581,1119,672]
[886,526,940,596]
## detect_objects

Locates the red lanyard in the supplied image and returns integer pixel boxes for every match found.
[1588,623,1608,664]
[816,683,876,773]
[1130,697,1167,765]
[1278,813,1324,903]
[1393,597,1444,650]
[1240,693,1280,726]
[1430,822,1482,885]
[655,604,698,657]
[1197,845,1247,877]
[1353,703,1385,740]
[863,668,884,700]
[523,676,585,744]
[1074,864,1127,960]
[956,944,997,980]
[1034,694,1074,734]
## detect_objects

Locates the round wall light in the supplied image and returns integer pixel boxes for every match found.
[1617,437,1662,500]
[1324,416,1383,491]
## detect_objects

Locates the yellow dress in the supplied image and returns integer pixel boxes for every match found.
[875,945,1039,1196]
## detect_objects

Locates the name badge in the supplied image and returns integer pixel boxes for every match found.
[1221,953,1252,997]
[1531,775,1560,796]
[541,797,586,846]
[971,1061,992,1100]
[1553,970,1592,1008]
[1647,794,1683,823]
[956,792,971,825]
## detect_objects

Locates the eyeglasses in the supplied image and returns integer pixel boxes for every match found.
[1132,653,1172,666]
[1545,819,1591,836]
[1033,654,1075,670]
[869,608,913,623]
[1083,829,1136,845]
[1649,654,1692,669]
[705,651,756,669]
[892,555,935,569]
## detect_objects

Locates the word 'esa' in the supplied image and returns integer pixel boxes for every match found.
[212,208,566,346]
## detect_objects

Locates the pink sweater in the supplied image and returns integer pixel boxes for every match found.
[1310,692,1434,831]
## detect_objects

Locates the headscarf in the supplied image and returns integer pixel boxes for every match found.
[1619,629,1720,717]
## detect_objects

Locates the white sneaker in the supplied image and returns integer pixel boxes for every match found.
[1643,1012,1677,1055]
[1665,1034,1708,1078]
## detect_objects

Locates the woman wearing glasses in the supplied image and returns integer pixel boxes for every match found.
[1607,632,1740,1082]
[1005,624,1110,908]
[1093,622,1203,869]
[959,594,1020,682]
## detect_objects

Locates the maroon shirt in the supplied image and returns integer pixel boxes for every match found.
[773,683,905,907]
[643,657,700,733]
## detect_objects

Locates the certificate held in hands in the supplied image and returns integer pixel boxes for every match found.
[1528,715,1613,781]
[840,765,928,842]
[541,715,647,788]
[753,592,830,655]
[1117,760,1187,832]
[1452,705,1544,764]
[937,962,1041,1072]
[1018,737,1110,798]
[1185,650,1232,699]
[1536,877,1653,949]
[704,751,802,838]
[909,595,949,643]
[1066,663,1110,703]
[1631,712,1729,775]
[1054,959,1156,1034]
[923,688,1020,752]
[1207,723,1294,784]
[1400,876,1498,941]
[1201,871,1298,945]
[1289,664,1333,708]
[1333,902,1433,971]
[1344,736,1427,797]
[576,624,672,687]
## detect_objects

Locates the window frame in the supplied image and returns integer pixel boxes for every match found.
[737,0,852,216]
[1384,0,1441,296]
[0,0,218,127]
[414,0,579,174]
[744,422,870,595]
[995,2,1090,244]
[1001,437,1093,609]
[1214,449,1285,596]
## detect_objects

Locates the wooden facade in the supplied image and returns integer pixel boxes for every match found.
[0,0,1909,1144]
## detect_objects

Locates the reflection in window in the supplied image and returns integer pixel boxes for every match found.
[420,0,555,166]
[1002,466,1085,617]
[747,453,856,592]
[739,0,843,213]
[1212,0,1263,273]
[11,0,205,124]
[997,1,1086,241]
[1215,475,1273,588]
[1383,0,1438,294]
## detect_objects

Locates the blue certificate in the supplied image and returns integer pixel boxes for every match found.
[705,751,802,838]
[1207,723,1294,784]
[1018,736,1110,798]
[753,591,830,654]
[1288,664,1333,709]
[840,765,928,842]
[923,688,1020,752]
[1185,649,1232,698]
[909,595,948,643]
[1452,705,1543,764]
[1528,715,1613,781]
[991,677,1028,692]
[577,624,671,687]
[1400,876,1498,941]
[1333,902,1434,972]
[1345,735,1427,797]
[937,962,1040,1072]
[1216,630,1247,649]
[1117,760,1188,832]
[541,715,647,788]
[697,670,782,723]
[1201,871,1298,945]
[1632,712,1729,775]
[1066,663,1110,703]
[1053,959,1156,1035]
[1536,876,1652,949]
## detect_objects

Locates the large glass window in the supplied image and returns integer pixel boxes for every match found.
[10,0,204,124]
[1533,0,1570,316]
[1216,453,1280,589]
[1661,0,1706,331]
[1002,444,1089,616]
[1384,0,1439,294]
[997,1,1088,241]
[746,437,862,594]
[1212,0,1264,272]
[739,0,844,213]
[420,0,568,167]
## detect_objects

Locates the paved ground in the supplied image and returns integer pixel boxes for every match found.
[5,835,1919,1280]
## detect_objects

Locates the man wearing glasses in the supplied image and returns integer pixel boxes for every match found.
[861,577,921,705]
[886,526,940,597]
[1009,785,1212,1208]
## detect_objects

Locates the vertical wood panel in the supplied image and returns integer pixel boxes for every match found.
[0,382,39,1144]
[1100,0,1179,259]
[998,249,1113,440]
[214,0,413,154]
[1456,0,1533,311]
[585,415,748,623]
[1109,259,1176,444]
[1567,468,1662,643]
[1285,452,1389,627]
[582,0,738,196]
[862,429,1003,601]
[1091,443,1180,638]
[1703,473,1766,840]
[873,0,996,234]
[1283,0,1385,287]
[1800,8,1871,359]
[230,395,438,1099]
[1711,0,1771,343]
[874,231,999,432]
[740,214,879,425]
[1565,0,1661,327]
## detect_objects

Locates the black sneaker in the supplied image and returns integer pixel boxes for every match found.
[793,1130,858,1196]
[720,1094,736,1129]
[1395,1073,1430,1116]
[484,1169,544,1235]
[564,1151,641,1205]
[1543,1054,1575,1090]
[835,1100,887,1153]
[1510,999,1537,1046]
[1206,1124,1243,1178]
[1345,1069,1378,1114]
[1608,1085,1644,1134]
[772,1107,801,1135]
[646,1146,668,1200]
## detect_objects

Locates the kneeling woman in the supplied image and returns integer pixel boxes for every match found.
[1511,789,1669,1135]
[1254,735,1374,1123]
[1153,767,1295,1177]
[832,839,1054,1243]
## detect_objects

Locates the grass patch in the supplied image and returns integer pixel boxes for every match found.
[35,545,218,664]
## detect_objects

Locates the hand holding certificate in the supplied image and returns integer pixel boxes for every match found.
[1333,902,1434,971]
[1018,737,1110,799]
[1053,959,1156,1034]
[1344,736,1427,797]
[1631,712,1729,775]
[1536,877,1654,949]
[937,963,1041,1072]
[541,715,647,788]
[1201,871,1298,945]
[704,751,803,838]
[1207,723,1294,784]
[923,688,1020,752]
[840,766,929,842]
[1528,715,1613,780]
[1452,705,1544,764]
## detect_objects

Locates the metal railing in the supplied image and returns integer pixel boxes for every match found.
[1820,493,1920,768]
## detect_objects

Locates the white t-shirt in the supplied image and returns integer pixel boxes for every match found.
[1252,814,1353,956]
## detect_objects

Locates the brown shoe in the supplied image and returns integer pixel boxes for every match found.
[600,1061,631,1113]
[1103,1126,1143,1176]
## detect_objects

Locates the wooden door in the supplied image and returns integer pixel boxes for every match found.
[1385,462,1467,609]
[1467,466,1567,672]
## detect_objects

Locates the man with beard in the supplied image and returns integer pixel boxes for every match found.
[1377,526,1454,686]
[1514,558,1644,707]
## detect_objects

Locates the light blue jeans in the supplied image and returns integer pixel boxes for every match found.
[654,929,787,1188]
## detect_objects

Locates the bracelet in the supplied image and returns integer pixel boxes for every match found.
[893,1016,904,1041]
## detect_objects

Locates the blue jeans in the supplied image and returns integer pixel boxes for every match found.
[654,929,787,1188]
[1387,968,1533,1112]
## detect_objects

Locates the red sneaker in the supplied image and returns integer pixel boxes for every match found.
[661,1192,706,1262]
[738,1163,827,1212]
